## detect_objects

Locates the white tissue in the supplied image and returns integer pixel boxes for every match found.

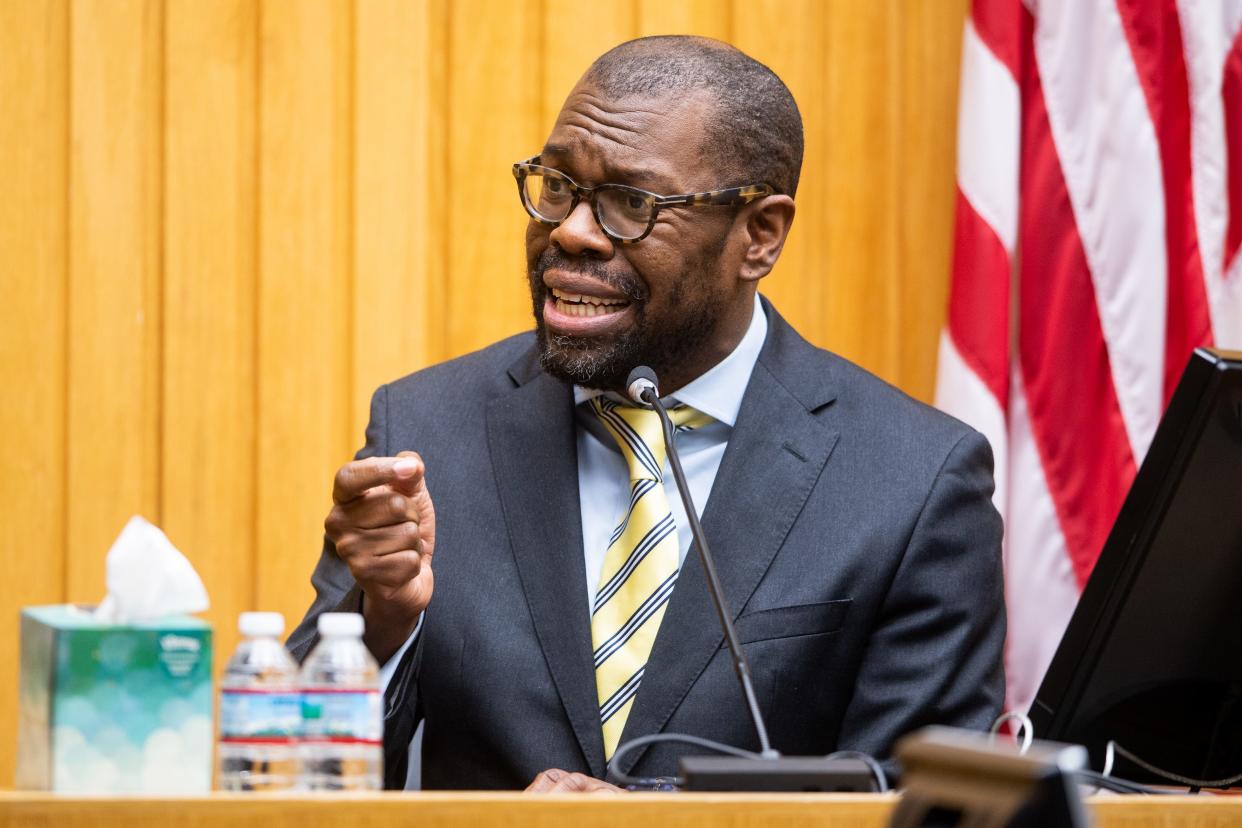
[93,516,209,623]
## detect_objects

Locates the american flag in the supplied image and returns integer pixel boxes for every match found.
[935,0,1242,716]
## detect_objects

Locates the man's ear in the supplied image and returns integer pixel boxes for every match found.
[738,195,796,282]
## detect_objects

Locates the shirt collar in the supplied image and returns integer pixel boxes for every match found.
[572,293,767,428]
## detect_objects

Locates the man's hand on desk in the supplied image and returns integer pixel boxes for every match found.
[525,769,625,794]
[325,451,437,662]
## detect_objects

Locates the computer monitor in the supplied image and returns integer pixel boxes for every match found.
[1028,347,1242,785]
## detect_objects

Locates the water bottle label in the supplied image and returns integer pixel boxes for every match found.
[301,689,382,744]
[219,689,301,743]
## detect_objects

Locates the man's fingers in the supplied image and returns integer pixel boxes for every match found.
[335,522,423,561]
[524,769,561,792]
[352,550,422,589]
[333,540,422,588]
[525,769,621,794]
[330,489,421,531]
[367,521,424,556]
[332,455,424,504]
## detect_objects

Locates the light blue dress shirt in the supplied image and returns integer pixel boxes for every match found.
[572,294,767,608]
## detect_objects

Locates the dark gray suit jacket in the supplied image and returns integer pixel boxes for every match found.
[287,300,1006,790]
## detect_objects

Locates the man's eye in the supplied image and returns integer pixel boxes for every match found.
[542,178,571,202]
[626,194,646,210]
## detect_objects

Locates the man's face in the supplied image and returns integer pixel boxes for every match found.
[525,83,751,393]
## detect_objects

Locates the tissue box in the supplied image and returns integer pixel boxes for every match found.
[17,605,213,793]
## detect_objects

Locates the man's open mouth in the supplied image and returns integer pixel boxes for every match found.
[551,287,631,318]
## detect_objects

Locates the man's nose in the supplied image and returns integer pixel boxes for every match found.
[549,200,614,258]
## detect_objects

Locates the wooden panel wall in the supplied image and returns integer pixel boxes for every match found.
[0,0,969,785]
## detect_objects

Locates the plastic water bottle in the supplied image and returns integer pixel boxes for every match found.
[218,612,301,791]
[299,612,383,790]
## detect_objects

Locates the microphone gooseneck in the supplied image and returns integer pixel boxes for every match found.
[626,365,778,759]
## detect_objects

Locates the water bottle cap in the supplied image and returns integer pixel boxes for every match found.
[238,611,285,637]
[317,612,365,637]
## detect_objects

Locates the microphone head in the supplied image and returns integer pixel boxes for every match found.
[625,366,659,406]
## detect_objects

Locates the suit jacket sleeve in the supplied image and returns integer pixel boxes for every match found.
[836,429,1006,764]
[287,383,389,662]
[284,383,424,788]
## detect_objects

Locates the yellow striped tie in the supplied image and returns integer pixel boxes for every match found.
[588,397,713,760]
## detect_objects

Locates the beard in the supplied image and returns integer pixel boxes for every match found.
[528,242,727,392]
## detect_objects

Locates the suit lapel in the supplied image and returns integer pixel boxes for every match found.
[613,306,841,775]
[485,357,607,777]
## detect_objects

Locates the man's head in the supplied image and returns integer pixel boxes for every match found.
[523,36,803,393]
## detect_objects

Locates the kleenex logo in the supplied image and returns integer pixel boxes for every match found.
[160,634,201,653]
[158,634,204,678]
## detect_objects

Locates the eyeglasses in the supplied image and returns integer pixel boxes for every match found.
[512,156,774,244]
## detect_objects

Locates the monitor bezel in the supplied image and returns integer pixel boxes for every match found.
[1028,347,1242,747]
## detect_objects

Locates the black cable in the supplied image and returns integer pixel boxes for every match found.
[1020,714,1237,794]
[644,389,776,757]
[826,750,890,793]
[1073,769,1191,795]
[607,733,760,789]
[1108,741,1242,789]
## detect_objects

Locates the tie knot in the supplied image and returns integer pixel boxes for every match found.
[588,397,712,482]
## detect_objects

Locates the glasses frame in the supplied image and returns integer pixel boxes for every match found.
[512,156,775,244]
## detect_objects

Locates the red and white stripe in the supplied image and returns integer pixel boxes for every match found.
[936,0,1242,717]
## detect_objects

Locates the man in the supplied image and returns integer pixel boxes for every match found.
[289,36,1005,792]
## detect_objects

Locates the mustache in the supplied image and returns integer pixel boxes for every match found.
[533,249,646,302]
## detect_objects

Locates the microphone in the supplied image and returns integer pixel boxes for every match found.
[609,366,883,792]
[625,366,659,408]
[623,366,777,758]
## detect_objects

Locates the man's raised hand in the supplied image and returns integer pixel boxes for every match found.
[324,451,436,661]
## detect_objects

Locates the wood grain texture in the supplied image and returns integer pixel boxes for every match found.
[163,0,258,678]
[541,1,636,131]
[0,792,896,828]
[1,792,1241,828]
[732,0,830,344]
[255,0,354,631]
[442,0,542,359]
[896,0,970,401]
[637,0,730,40]
[352,0,438,437]
[66,0,164,602]
[0,0,68,790]
[821,0,903,386]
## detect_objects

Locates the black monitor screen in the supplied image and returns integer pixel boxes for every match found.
[1029,348,1242,785]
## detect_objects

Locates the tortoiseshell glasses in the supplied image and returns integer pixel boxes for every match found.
[512,156,774,244]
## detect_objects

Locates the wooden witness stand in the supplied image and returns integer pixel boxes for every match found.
[1,792,1241,827]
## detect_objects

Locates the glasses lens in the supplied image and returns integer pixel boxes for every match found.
[596,188,653,240]
[523,171,574,222]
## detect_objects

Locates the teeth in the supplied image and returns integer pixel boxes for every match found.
[551,287,627,307]
[554,298,624,317]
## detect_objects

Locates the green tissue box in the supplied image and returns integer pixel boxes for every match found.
[17,605,213,793]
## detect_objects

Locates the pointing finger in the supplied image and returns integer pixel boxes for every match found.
[390,450,426,496]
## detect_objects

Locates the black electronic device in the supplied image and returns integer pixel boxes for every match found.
[888,727,1089,828]
[1028,347,1242,786]
[679,755,878,793]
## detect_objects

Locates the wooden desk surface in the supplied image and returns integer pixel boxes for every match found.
[1,791,1241,828]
